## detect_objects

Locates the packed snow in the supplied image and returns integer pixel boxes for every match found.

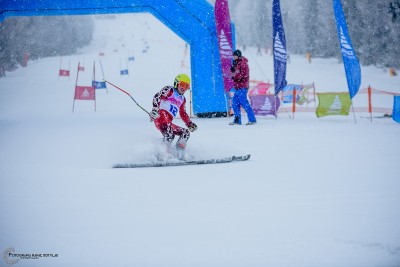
[1,13,400,267]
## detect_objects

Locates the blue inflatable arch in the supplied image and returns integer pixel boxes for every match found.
[0,0,226,116]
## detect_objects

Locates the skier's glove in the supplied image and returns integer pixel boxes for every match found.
[230,66,235,72]
[149,109,160,121]
[187,122,198,132]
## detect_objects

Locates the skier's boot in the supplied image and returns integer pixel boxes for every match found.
[229,116,241,125]
[175,141,186,161]
[156,139,173,161]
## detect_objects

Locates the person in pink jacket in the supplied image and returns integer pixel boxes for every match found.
[229,50,257,125]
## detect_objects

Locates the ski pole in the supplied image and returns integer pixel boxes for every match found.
[104,80,150,115]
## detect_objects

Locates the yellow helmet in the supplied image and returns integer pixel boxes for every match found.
[174,73,191,89]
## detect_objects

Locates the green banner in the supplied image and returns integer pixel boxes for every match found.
[316,92,352,117]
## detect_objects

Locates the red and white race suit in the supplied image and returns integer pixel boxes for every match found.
[152,86,192,147]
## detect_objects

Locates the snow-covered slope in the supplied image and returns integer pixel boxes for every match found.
[0,13,399,267]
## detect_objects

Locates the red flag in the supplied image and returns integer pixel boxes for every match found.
[59,69,70,77]
[74,86,95,100]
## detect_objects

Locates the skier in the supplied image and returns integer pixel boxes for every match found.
[149,73,198,159]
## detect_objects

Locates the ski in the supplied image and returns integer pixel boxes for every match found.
[113,154,251,168]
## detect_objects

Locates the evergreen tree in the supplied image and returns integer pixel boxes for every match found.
[225,0,400,68]
[0,15,94,71]
[303,0,319,56]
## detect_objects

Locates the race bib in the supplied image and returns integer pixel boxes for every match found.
[159,89,185,117]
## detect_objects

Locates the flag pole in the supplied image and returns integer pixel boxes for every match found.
[279,91,292,119]
[224,91,230,118]
[72,62,81,112]
[93,61,96,112]
[99,60,108,94]
[292,88,296,120]
[351,104,357,124]
[313,82,317,110]
[368,85,372,122]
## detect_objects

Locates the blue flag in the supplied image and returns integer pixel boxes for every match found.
[273,0,287,95]
[393,95,400,123]
[333,0,361,99]
[92,80,107,89]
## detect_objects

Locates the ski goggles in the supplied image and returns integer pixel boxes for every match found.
[178,81,190,90]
